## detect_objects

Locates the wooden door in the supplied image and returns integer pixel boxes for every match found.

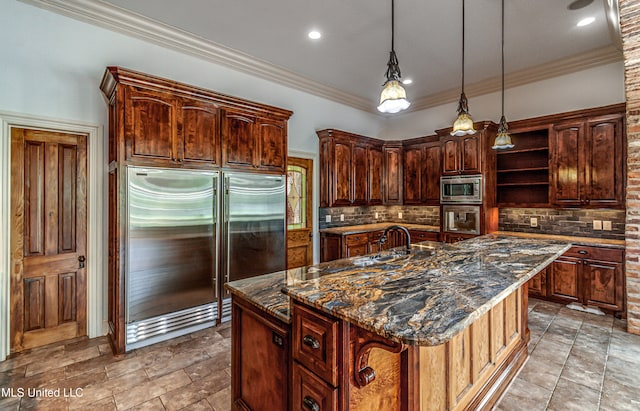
[548,257,580,303]
[441,137,460,175]
[222,111,256,169]
[10,128,87,352]
[287,157,313,269]
[422,143,442,204]
[124,86,177,163]
[179,97,220,166]
[367,145,383,205]
[352,143,368,205]
[551,123,583,206]
[460,135,480,174]
[584,116,624,207]
[383,145,403,205]
[583,260,623,312]
[257,119,287,173]
[527,268,548,297]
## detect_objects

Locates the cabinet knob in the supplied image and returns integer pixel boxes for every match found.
[578,250,588,255]
[585,198,590,204]
[303,396,320,411]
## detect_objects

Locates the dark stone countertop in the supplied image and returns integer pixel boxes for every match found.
[225,235,571,346]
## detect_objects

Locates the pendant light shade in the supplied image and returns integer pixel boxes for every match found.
[378,0,410,114]
[451,0,475,136]
[492,0,514,149]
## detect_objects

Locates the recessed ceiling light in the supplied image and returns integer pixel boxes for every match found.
[567,0,593,11]
[577,17,595,27]
[308,31,321,40]
[402,79,413,85]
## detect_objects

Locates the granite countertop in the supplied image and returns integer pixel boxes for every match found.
[319,222,439,235]
[496,231,624,249]
[226,235,570,346]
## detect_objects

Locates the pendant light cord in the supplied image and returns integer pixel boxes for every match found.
[462,0,465,93]
[501,0,505,116]
[391,0,395,52]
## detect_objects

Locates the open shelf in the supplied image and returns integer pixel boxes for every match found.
[496,127,550,207]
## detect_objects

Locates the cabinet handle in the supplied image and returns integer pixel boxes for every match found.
[578,250,588,255]
[303,396,320,411]
[585,198,590,204]
[303,335,320,349]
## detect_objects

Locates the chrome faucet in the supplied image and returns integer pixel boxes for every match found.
[379,225,411,254]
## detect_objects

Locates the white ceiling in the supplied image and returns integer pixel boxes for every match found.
[26,0,622,114]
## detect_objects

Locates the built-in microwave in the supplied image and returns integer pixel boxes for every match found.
[442,205,481,235]
[440,175,482,204]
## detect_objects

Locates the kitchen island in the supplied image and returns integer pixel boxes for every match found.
[225,235,571,411]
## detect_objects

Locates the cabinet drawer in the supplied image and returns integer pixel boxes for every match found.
[292,362,338,411]
[293,303,340,386]
[409,230,439,242]
[563,246,624,262]
[345,233,368,246]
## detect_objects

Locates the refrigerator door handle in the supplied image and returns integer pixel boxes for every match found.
[223,176,231,284]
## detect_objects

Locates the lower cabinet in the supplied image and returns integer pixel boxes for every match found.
[527,245,625,315]
[441,233,477,244]
[231,297,289,411]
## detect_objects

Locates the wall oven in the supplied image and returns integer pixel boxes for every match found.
[442,205,481,235]
[440,175,482,204]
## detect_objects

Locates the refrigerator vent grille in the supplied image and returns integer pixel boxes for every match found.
[221,298,232,323]
[126,303,217,350]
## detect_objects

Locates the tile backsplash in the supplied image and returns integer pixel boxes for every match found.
[498,208,625,240]
[319,206,440,229]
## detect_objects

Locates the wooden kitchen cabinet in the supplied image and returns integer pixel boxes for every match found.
[403,137,441,205]
[441,134,481,176]
[535,245,625,315]
[551,112,625,208]
[383,143,403,205]
[368,145,384,205]
[222,111,288,173]
[441,233,477,244]
[232,297,289,411]
[352,142,369,205]
[123,86,221,168]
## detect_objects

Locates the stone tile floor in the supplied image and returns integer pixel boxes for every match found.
[0,298,638,410]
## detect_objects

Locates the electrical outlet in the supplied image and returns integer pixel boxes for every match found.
[398,212,403,219]
[325,215,331,223]
[603,221,612,231]
[593,220,602,230]
[375,212,379,219]
[530,217,538,227]
[340,214,344,221]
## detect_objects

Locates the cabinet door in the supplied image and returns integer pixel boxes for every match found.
[333,139,352,206]
[383,146,403,205]
[527,268,547,297]
[585,117,624,207]
[408,230,439,243]
[441,138,460,175]
[222,111,256,169]
[422,143,442,204]
[548,257,580,302]
[403,145,423,204]
[442,233,476,243]
[368,146,384,205]
[179,98,220,166]
[124,86,177,163]
[319,138,331,208]
[460,135,480,174]
[257,119,286,172]
[352,143,368,205]
[583,260,623,312]
[551,123,583,206]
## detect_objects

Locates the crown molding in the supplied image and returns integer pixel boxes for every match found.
[19,0,373,112]
[410,45,623,112]
[19,0,623,116]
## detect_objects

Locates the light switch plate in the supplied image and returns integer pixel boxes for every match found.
[593,220,602,230]
[398,212,403,219]
[325,215,331,223]
[375,212,379,219]
[530,217,538,227]
[603,221,612,231]
[340,214,344,221]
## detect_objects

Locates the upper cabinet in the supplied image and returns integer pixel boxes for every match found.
[383,143,403,205]
[317,129,384,207]
[403,137,441,205]
[100,66,292,173]
[550,111,625,208]
[440,134,481,175]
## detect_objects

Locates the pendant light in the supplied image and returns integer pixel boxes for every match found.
[377,0,410,114]
[451,0,475,136]
[492,0,514,149]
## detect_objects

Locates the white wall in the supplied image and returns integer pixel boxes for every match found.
[380,61,626,139]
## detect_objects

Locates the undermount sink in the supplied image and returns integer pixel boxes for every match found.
[351,251,408,266]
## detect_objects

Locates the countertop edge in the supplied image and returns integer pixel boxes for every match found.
[320,223,439,235]
[495,231,624,248]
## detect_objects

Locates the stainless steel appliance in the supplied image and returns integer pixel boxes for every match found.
[125,167,285,350]
[441,175,482,204]
[442,205,481,235]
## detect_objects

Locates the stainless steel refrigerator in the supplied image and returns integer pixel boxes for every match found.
[125,167,285,350]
